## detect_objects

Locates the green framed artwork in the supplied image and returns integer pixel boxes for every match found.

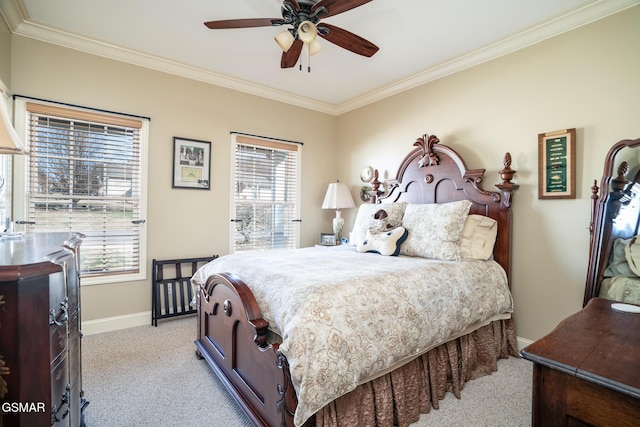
[538,128,576,199]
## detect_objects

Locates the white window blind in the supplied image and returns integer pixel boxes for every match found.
[232,134,301,252]
[24,102,147,281]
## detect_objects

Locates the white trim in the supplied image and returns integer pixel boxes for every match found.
[230,133,302,253]
[2,0,638,115]
[12,98,149,285]
[517,336,535,352]
[81,311,152,335]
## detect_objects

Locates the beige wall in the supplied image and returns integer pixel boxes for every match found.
[11,37,339,322]
[337,6,640,342]
[7,6,640,341]
[0,15,10,86]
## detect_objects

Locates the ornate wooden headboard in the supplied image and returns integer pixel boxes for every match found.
[374,134,518,279]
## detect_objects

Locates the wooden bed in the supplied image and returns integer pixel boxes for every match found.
[194,134,519,427]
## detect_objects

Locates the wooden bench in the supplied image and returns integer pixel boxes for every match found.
[151,256,218,326]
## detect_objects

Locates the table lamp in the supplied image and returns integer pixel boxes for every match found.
[321,181,355,244]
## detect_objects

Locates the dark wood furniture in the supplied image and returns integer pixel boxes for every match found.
[520,298,640,426]
[151,256,218,326]
[195,135,518,426]
[584,137,640,305]
[0,232,87,427]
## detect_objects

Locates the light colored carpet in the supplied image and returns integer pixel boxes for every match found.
[82,316,532,426]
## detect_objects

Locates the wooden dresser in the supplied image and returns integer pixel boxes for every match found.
[520,298,640,426]
[0,232,87,426]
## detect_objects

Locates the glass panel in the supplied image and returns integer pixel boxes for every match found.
[233,138,299,252]
[26,104,143,277]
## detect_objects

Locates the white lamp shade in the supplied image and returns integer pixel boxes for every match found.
[0,95,26,154]
[298,21,318,44]
[322,182,355,210]
[275,30,295,52]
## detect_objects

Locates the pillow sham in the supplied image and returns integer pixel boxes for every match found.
[349,202,407,245]
[357,227,408,256]
[400,200,472,260]
[460,214,498,260]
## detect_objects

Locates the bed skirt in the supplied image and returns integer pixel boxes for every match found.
[314,318,518,427]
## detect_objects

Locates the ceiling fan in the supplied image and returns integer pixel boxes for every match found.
[204,0,379,70]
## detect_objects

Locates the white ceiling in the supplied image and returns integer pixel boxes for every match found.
[1,0,638,115]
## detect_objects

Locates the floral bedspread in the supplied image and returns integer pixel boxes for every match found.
[191,246,513,426]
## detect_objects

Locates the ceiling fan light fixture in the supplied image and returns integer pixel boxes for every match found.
[274,29,295,52]
[297,20,317,44]
[308,39,322,56]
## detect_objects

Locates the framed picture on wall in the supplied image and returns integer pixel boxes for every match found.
[538,128,576,199]
[172,137,211,190]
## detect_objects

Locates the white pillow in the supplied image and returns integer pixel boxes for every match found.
[357,227,408,256]
[349,202,407,245]
[460,214,498,260]
[400,200,472,260]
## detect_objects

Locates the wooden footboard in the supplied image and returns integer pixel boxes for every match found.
[195,273,298,427]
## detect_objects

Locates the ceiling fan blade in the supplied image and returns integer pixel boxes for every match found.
[281,40,303,68]
[204,18,284,29]
[318,23,379,57]
[311,0,373,18]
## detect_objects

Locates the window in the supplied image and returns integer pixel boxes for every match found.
[17,100,148,284]
[231,133,301,252]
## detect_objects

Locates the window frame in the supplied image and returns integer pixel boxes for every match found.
[12,98,149,285]
[230,133,302,253]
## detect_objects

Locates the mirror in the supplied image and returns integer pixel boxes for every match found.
[584,138,640,306]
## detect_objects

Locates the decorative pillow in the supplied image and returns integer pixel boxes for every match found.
[460,214,498,260]
[357,227,408,256]
[400,200,472,260]
[349,202,407,246]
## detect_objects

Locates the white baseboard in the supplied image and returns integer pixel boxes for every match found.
[82,311,151,335]
[516,336,534,351]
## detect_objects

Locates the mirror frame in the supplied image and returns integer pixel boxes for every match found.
[584,138,640,306]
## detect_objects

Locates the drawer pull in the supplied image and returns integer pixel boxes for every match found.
[49,297,69,326]
[50,384,70,424]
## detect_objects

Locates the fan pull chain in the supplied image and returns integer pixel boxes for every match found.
[299,44,311,73]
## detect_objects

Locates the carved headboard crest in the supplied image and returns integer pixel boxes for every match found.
[414,134,441,168]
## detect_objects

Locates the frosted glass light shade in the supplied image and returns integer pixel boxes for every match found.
[298,21,318,44]
[308,39,323,56]
[275,30,295,52]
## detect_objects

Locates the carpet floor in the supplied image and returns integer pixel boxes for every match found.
[82,315,532,426]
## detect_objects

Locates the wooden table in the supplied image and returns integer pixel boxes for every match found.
[520,298,640,426]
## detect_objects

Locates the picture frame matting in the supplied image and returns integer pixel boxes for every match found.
[172,137,211,190]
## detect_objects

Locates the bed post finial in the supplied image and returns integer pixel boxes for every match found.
[369,169,384,203]
[496,152,518,208]
[414,134,440,167]
[589,179,599,237]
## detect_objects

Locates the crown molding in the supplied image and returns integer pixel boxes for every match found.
[0,0,27,32]
[334,0,640,115]
[2,0,638,116]
[7,20,338,115]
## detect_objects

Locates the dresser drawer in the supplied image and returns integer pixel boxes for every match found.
[51,354,70,426]
[567,375,640,426]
